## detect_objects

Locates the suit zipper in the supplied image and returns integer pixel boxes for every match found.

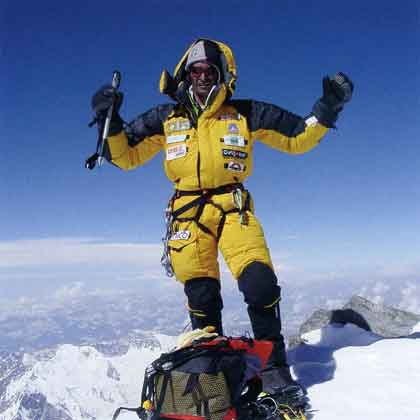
[197,151,201,189]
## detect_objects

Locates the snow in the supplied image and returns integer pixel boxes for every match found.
[291,324,420,419]
[109,324,420,420]
[411,321,420,334]
[3,327,420,419]
[2,337,177,420]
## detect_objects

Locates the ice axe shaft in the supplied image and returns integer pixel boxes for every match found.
[98,70,121,167]
[85,70,121,170]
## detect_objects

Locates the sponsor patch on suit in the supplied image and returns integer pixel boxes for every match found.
[170,230,191,240]
[224,161,246,172]
[219,113,241,121]
[221,135,247,147]
[168,120,191,132]
[166,144,187,160]
[166,134,188,144]
[222,149,248,159]
[228,123,239,133]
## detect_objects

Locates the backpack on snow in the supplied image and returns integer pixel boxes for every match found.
[112,336,273,420]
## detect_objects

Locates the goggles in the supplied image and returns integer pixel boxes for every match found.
[189,65,218,79]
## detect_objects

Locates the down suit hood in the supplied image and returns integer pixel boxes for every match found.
[159,39,238,108]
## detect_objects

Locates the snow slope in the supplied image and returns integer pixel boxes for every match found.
[119,324,420,420]
[290,322,420,419]
[1,335,177,420]
[2,326,419,419]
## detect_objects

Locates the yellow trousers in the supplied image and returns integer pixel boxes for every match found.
[168,190,274,282]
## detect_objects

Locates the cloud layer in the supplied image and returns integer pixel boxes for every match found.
[0,237,162,268]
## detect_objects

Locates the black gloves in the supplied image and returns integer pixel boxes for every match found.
[321,72,353,112]
[92,84,124,115]
[91,84,124,135]
[312,72,354,128]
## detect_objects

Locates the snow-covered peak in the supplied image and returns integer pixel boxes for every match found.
[1,335,176,420]
[3,326,419,420]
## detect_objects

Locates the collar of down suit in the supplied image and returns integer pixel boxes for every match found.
[186,83,227,119]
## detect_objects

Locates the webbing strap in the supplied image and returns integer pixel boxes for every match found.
[111,365,157,420]
[171,183,244,220]
[170,185,251,243]
[196,381,211,420]
[194,203,215,238]
[111,406,143,420]
[154,372,170,419]
[171,194,209,221]
[216,213,226,241]
[175,183,244,198]
[141,369,154,406]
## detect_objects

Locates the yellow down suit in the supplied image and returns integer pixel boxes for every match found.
[104,39,330,285]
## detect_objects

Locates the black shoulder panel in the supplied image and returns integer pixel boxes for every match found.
[125,103,176,146]
[227,99,253,125]
[229,99,307,137]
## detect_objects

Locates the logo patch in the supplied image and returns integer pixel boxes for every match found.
[219,113,240,121]
[166,144,187,160]
[224,161,246,172]
[166,134,188,144]
[168,120,191,132]
[170,230,191,241]
[222,149,248,159]
[221,135,247,147]
[228,123,239,133]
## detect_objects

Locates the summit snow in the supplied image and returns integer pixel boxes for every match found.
[1,296,419,420]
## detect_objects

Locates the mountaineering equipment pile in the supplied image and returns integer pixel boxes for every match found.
[253,390,308,420]
[85,70,122,170]
[111,335,308,420]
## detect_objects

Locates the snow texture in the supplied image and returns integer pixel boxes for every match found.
[1,294,419,420]
[1,335,177,420]
[290,323,420,419]
[2,325,419,420]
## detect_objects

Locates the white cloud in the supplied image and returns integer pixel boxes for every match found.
[324,298,346,309]
[0,238,167,299]
[53,281,85,300]
[0,237,162,268]
[400,282,420,314]
[371,261,420,279]
[372,280,390,295]
[359,280,392,305]
[276,234,299,241]
[1,237,419,307]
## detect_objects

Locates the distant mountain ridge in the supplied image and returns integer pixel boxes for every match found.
[0,291,187,354]
[0,334,174,420]
[1,276,418,354]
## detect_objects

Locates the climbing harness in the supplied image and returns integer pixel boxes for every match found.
[160,183,251,277]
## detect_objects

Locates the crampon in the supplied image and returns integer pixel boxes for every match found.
[248,386,309,420]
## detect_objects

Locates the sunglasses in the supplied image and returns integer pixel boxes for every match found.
[189,66,218,79]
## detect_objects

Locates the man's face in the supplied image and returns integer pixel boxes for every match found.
[189,61,219,103]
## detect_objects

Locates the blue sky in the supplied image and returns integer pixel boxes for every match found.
[1,0,419,300]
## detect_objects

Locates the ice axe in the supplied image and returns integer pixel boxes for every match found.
[85,70,121,170]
